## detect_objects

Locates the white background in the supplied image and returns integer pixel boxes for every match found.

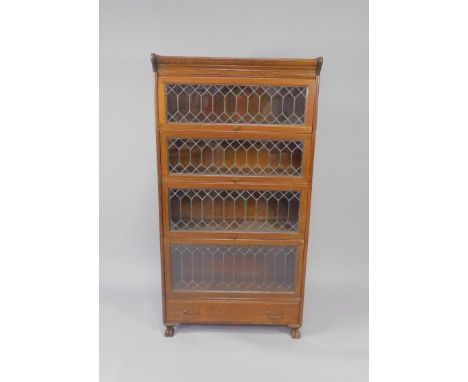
[0,0,467,381]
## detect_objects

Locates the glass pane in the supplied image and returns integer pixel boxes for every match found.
[169,189,300,232]
[171,244,296,292]
[168,138,304,176]
[165,84,307,125]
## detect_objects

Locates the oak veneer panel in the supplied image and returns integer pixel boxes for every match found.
[151,54,322,79]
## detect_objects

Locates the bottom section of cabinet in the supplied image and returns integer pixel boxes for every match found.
[163,298,302,338]
[161,239,305,338]
[165,298,300,325]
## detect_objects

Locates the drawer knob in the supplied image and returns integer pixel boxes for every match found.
[266,311,283,319]
[183,309,199,318]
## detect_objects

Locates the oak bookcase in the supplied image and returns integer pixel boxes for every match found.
[151,54,322,339]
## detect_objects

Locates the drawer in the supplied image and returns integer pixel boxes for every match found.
[159,130,313,184]
[157,76,316,132]
[161,182,309,240]
[166,299,300,325]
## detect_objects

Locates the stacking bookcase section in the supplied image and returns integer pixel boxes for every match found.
[171,243,297,293]
[163,238,305,300]
[156,77,318,134]
[161,183,309,240]
[152,54,323,339]
[165,83,307,125]
[159,130,313,184]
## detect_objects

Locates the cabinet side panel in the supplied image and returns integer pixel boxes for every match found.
[298,74,321,326]
[154,71,168,324]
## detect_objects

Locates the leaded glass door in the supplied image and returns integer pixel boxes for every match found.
[157,77,315,133]
[160,131,313,184]
[163,238,304,299]
[161,183,308,240]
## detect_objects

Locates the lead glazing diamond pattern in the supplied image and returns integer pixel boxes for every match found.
[169,189,300,232]
[171,244,296,292]
[168,138,304,176]
[165,84,307,125]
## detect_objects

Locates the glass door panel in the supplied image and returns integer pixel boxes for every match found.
[169,188,300,233]
[165,84,307,125]
[170,243,296,292]
[168,138,304,176]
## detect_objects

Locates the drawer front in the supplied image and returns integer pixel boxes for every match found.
[162,183,308,239]
[166,299,300,325]
[163,238,305,299]
[159,130,312,184]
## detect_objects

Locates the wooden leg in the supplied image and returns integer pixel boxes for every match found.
[290,327,301,339]
[164,325,175,337]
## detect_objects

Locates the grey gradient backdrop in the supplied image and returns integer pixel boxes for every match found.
[100,0,368,381]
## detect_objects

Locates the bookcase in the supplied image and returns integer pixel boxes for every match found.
[151,54,322,338]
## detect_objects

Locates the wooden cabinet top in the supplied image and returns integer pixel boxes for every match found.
[151,54,323,79]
